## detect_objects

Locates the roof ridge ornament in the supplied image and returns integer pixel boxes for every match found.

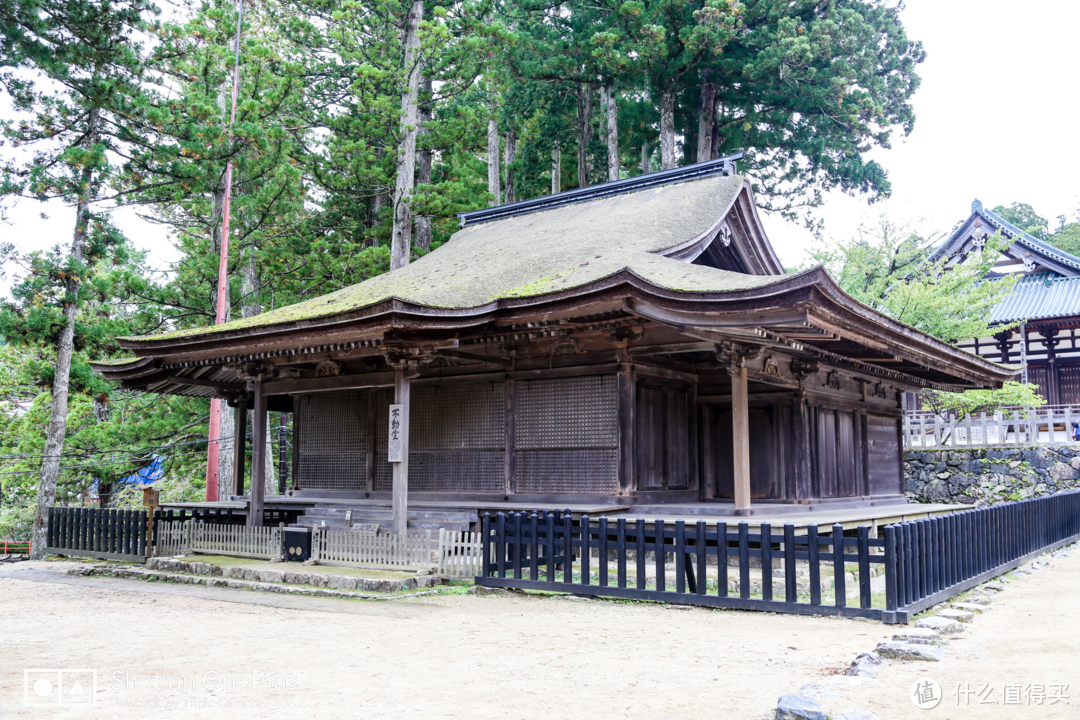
[457,151,745,228]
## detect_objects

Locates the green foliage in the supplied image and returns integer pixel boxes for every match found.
[811,216,1018,344]
[991,202,1051,242]
[992,201,1080,257]
[922,381,1046,420]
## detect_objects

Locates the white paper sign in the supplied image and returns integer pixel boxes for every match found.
[388,404,404,462]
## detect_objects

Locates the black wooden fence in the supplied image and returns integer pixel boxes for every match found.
[478,491,1080,624]
[478,511,888,620]
[46,507,148,562]
[886,490,1080,618]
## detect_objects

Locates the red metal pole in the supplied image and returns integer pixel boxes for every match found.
[206,2,245,502]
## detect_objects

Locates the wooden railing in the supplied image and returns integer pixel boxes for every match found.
[188,522,284,561]
[903,405,1080,448]
[478,495,1080,623]
[311,528,436,570]
[45,507,148,562]
[438,530,483,577]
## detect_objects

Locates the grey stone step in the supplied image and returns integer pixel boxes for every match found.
[74,564,442,596]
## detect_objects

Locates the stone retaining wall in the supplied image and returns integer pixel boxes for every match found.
[904,445,1080,506]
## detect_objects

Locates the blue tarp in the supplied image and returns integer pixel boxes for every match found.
[117,455,163,484]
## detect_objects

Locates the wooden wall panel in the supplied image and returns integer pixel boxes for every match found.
[866,414,902,496]
[714,407,779,499]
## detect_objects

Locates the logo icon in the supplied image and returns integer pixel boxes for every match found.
[911,677,942,710]
[24,669,97,706]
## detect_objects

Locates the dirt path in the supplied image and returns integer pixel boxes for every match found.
[815,548,1080,719]
[0,553,1077,719]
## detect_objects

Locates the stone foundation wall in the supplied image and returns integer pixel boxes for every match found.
[904,445,1080,506]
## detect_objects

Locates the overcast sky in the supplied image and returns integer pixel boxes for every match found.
[2,0,1078,292]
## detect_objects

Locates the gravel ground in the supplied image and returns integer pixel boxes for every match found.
[0,552,1076,719]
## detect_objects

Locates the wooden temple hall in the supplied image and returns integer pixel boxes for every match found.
[93,157,1014,534]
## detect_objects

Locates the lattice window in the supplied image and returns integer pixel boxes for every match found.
[373,384,506,492]
[515,375,619,494]
[295,393,368,490]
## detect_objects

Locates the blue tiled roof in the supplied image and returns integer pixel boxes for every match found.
[990,273,1080,324]
[929,200,1080,273]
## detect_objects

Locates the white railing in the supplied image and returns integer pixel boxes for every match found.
[312,528,436,570]
[437,529,483,577]
[153,520,189,557]
[188,522,284,561]
[904,405,1080,448]
[309,527,484,576]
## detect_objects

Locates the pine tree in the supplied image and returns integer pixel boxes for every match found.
[0,0,157,559]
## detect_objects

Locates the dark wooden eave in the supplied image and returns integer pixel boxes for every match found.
[93,267,1014,396]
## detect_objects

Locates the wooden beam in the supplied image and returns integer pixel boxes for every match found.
[697,391,797,404]
[435,349,513,367]
[624,298,811,329]
[248,379,266,526]
[232,401,247,497]
[263,371,396,395]
[392,369,411,537]
[731,365,751,513]
[167,376,245,393]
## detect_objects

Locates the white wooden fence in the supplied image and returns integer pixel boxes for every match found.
[312,528,435,570]
[437,530,483,577]
[153,521,283,560]
[904,405,1080,449]
[153,520,188,557]
[153,521,484,577]
[310,527,483,576]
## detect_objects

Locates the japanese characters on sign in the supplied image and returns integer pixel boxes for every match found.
[388,404,404,462]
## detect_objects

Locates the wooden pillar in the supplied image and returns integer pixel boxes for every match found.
[700,406,715,499]
[731,364,751,513]
[232,398,247,498]
[392,369,411,537]
[616,346,635,495]
[248,380,266,527]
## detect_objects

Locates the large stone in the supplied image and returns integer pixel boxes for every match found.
[1050,462,1076,481]
[775,694,829,720]
[963,593,992,605]
[951,602,989,614]
[891,627,945,645]
[874,642,945,662]
[915,616,965,634]
[936,608,974,623]
[844,652,886,677]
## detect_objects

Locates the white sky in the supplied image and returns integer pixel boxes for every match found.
[2,0,1078,292]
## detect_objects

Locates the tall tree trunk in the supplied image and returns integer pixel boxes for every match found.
[659,89,676,170]
[576,82,595,188]
[604,82,619,181]
[697,79,717,163]
[31,108,99,560]
[414,75,433,253]
[240,249,274,495]
[641,141,651,175]
[390,0,423,271]
[503,128,516,204]
[487,115,500,206]
[551,141,561,194]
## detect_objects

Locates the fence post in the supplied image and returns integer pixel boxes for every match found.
[530,513,540,582]
[857,525,871,609]
[718,522,728,598]
[783,523,796,603]
[884,525,897,613]
[832,524,846,608]
[598,516,608,587]
[760,523,773,602]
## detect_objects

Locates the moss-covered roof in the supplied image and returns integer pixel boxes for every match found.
[91,356,143,366]
[133,175,782,342]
